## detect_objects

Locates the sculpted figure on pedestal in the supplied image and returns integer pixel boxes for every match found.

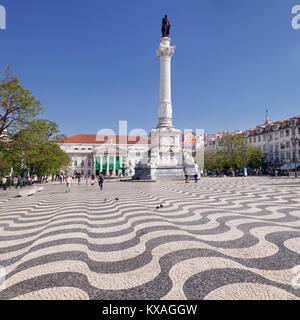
[161,15,170,37]
[148,147,159,166]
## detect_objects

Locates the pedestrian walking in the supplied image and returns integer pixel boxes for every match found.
[194,173,198,183]
[91,176,95,189]
[66,175,72,193]
[2,177,7,191]
[185,175,189,183]
[98,172,104,190]
[15,176,23,189]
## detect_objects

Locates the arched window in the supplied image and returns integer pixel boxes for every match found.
[88,160,91,167]
[81,160,84,167]
[74,160,78,167]
[170,148,174,160]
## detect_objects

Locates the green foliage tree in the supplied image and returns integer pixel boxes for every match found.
[0,67,43,139]
[0,153,10,176]
[6,119,70,176]
[246,145,266,169]
[216,134,248,170]
[204,149,217,171]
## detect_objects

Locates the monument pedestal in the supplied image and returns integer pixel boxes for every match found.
[133,126,185,180]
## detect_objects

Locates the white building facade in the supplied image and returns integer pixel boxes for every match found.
[242,115,300,169]
[59,134,150,177]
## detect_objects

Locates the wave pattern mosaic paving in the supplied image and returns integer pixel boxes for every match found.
[0,177,300,300]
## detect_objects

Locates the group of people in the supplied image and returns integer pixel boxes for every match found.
[0,175,38,191]
[65,173,105,193]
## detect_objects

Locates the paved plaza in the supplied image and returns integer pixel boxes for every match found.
[0,177,300,300]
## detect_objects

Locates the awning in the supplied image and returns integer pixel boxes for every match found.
[280,163,300,169]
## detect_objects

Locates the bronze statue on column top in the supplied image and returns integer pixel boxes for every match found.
[161,15,170,38]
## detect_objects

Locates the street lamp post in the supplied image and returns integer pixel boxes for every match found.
[291,136,299,178]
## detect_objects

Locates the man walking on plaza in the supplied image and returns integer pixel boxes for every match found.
[15,176,23,189]
[98,172,104,190]
[194,173,198,183]
[66,175,72,193]
[2,177,7,191]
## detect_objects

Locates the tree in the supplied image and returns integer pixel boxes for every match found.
[6,119,70,176]
[204,149,217,171]
[0,67,43,139]
[246,145,266,169]
[216,134,248,169]
[0,153,10,176]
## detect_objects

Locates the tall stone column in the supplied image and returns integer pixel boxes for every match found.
[156,37,176,128]
[106,157,109,176]
[100,157,103,174]
[113,156,116,176]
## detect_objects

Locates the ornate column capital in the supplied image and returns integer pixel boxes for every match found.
[156,46,176,58]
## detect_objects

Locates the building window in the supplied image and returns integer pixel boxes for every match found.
[281,153,285,160]
[286,129,290,137]
[170,149,174,160]
[280,131,284,138]
[286,141,290,148]
[88,160,91,167]
[270,144,273,152]
[249,138,252,143]
[81,160,84,167]
[263,135,267,142]
[269,134,273,141]
[74,160,78,167]
[263,145,267,153]
[253,137,256,143]
[258,136,261,142]
[298,127,300,135]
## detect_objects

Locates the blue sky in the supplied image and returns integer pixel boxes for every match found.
[1,0,300,136]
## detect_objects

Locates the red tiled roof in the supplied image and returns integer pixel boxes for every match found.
[58,134,151,145]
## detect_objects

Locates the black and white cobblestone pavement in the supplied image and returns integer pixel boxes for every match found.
[0,177,300,300]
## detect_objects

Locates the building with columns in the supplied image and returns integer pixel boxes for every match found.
[59,134,150,177]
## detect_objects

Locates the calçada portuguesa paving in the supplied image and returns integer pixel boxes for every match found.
[0,177,300,300]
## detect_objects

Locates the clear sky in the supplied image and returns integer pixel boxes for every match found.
[1,0,300,136]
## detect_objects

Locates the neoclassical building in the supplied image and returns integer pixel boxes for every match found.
[59,134,151,177]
